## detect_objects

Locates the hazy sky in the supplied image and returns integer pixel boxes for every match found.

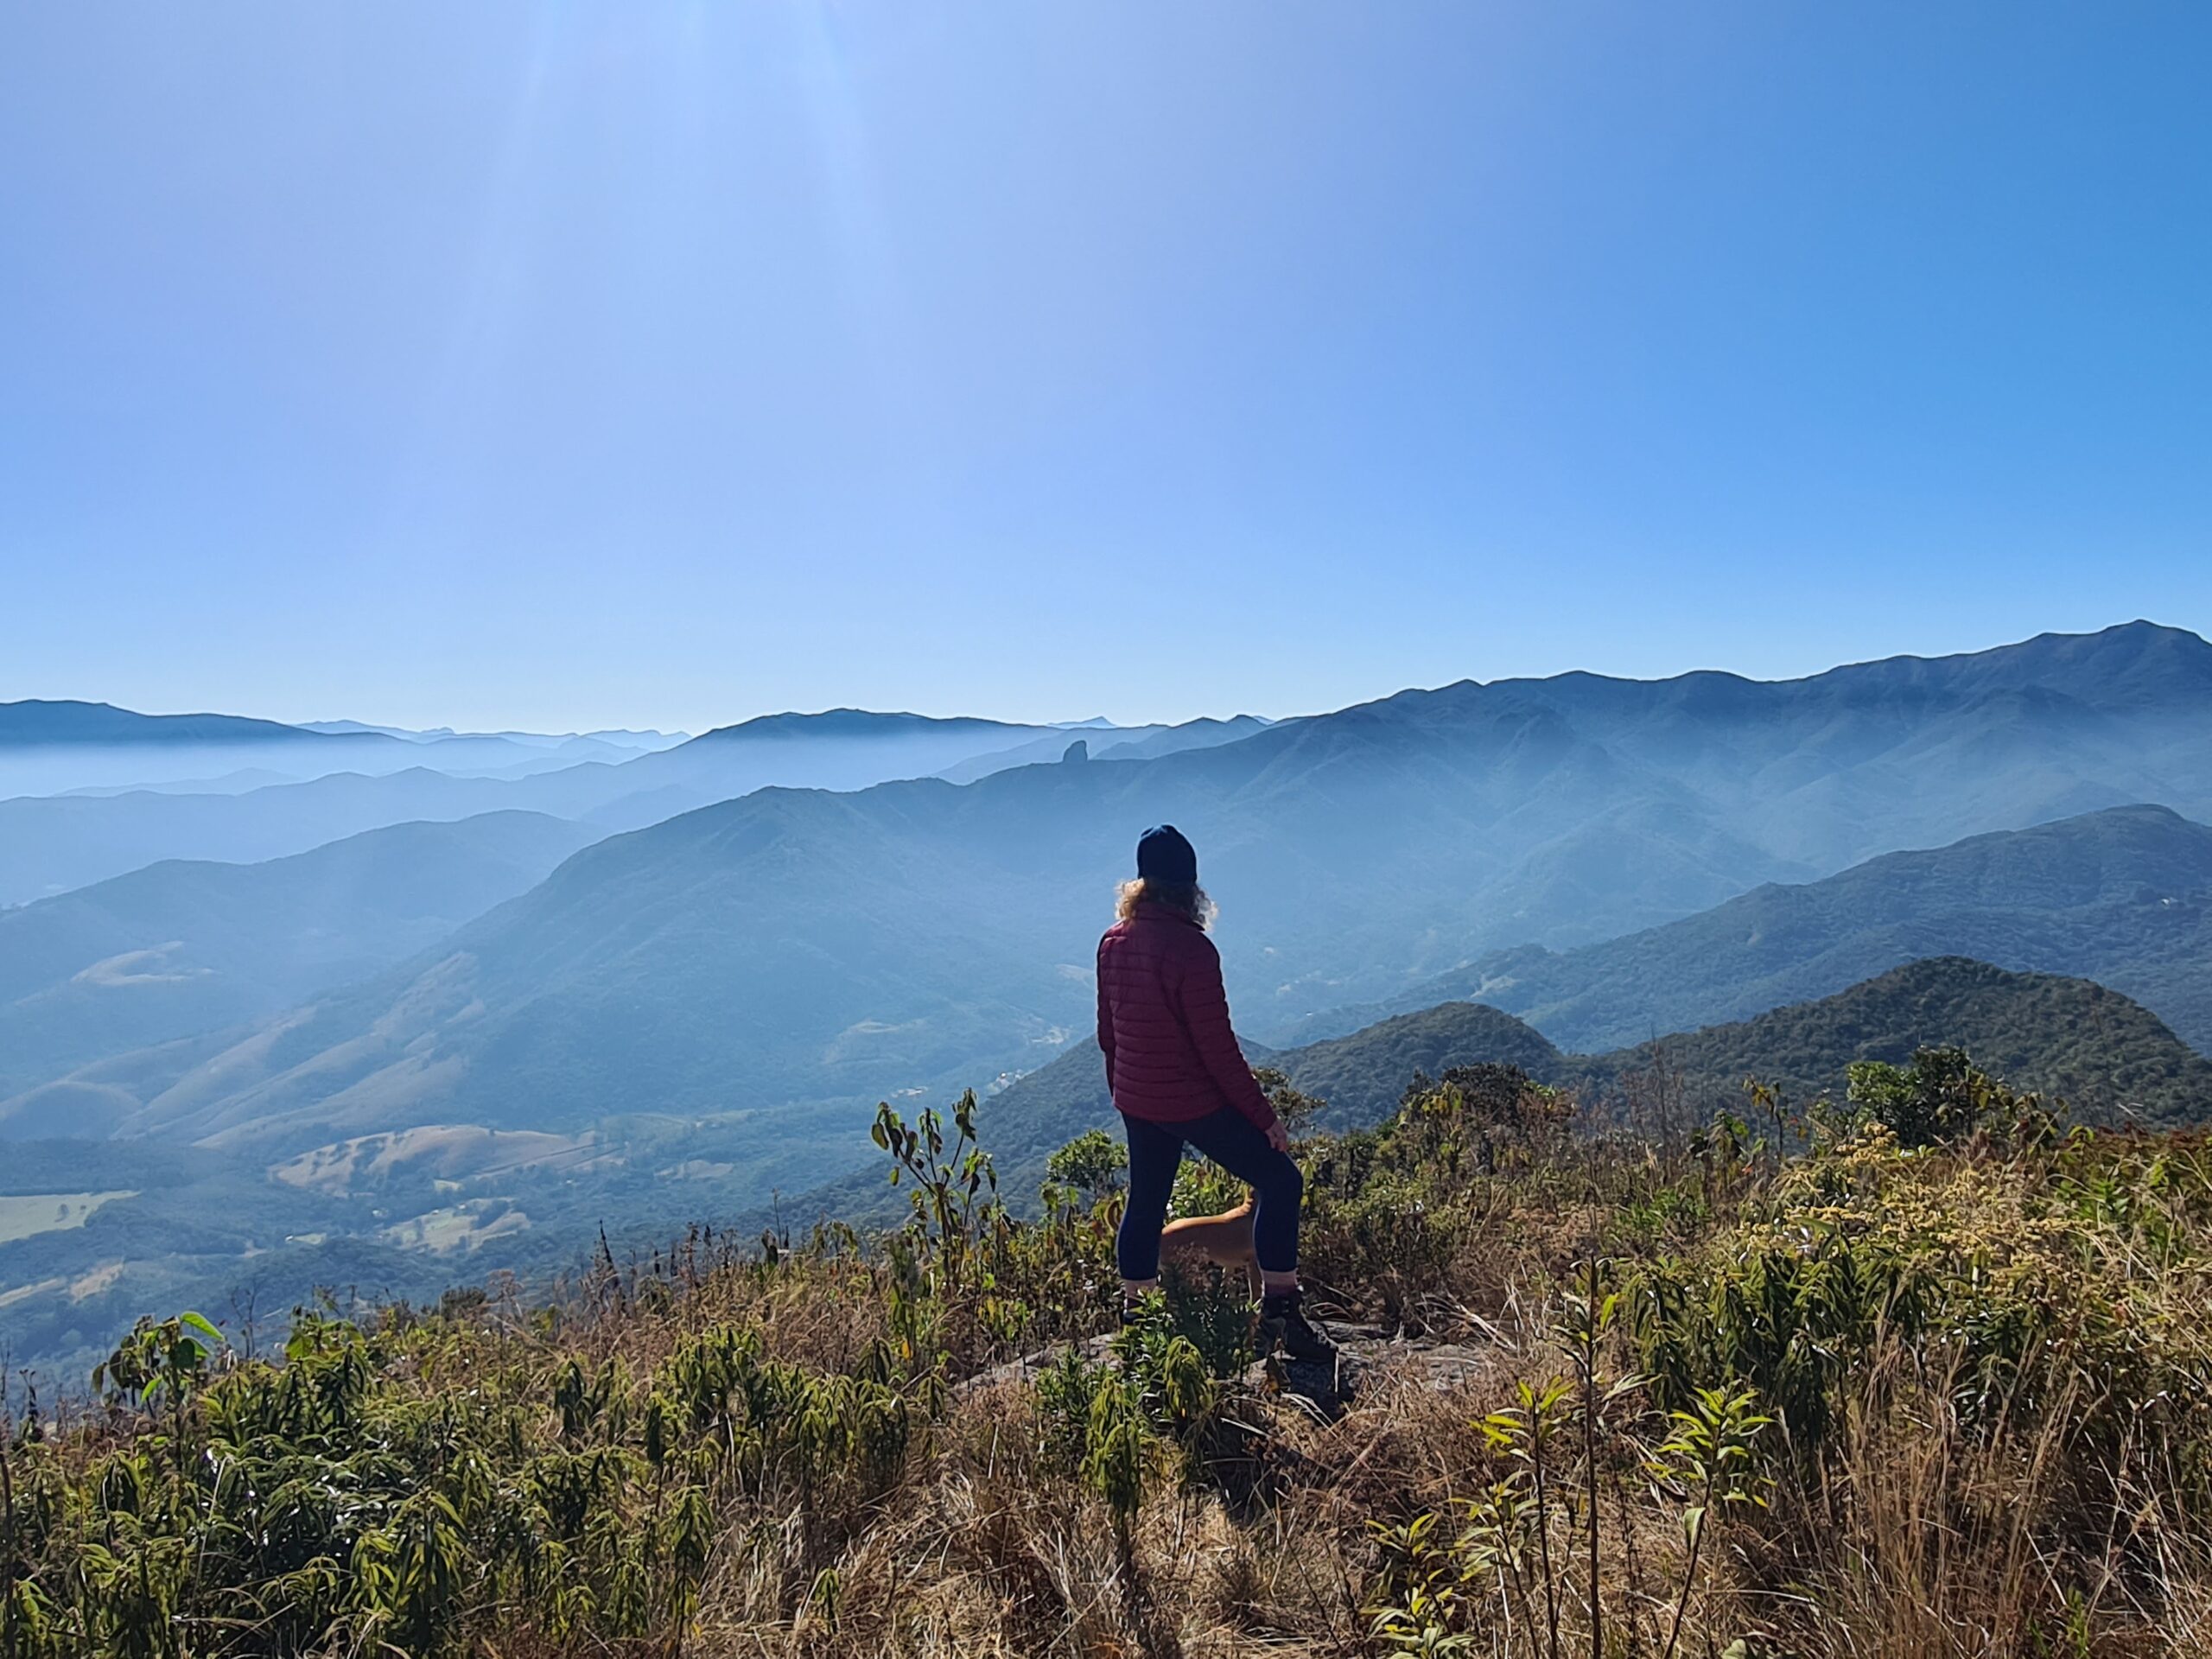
[4,4,2208,732]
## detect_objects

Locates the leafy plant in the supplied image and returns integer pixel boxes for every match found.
[1044,1128,1128,1200]
[1833,1046,2054,1150]
[1644,1386,1772,1659]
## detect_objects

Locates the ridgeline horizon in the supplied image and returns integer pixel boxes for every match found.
[6,617,2201,744]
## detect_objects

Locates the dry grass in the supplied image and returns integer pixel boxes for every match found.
[7,1081,2212,1658]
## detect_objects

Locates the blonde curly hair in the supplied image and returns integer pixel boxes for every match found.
[1116,877,1216,930]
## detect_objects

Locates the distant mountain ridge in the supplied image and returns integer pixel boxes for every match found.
[0,706,1265,902]
[117,621,2212,1150]
[0,700,378,748]
[0,811,601,1128]
[0,769,550,904]
[1275,804,2212,1056]
[0,701,623,833]
[1334,620,2212,873]
[933,715,1279,784]
[690,709,1041,742]
[299,721,684,748]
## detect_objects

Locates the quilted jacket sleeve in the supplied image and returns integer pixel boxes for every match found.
[1096,936,1116,1094]
[1173,935,1278,1132]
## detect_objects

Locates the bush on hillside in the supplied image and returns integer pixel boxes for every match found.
[1833,1043,2057,1150]
[1043,1127,1126,1202]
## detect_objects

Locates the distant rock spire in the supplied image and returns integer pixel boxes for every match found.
[1062,739,1089,764]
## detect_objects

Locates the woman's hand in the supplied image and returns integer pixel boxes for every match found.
[1264,1120,1291,1154]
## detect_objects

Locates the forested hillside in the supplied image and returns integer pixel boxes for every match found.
[1583,956,2212,1128]
[957,956,2211,1199]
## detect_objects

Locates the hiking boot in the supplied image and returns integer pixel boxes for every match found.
[1258,1289,1338,1363]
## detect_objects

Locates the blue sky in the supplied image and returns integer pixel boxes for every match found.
[3,3,2207,732]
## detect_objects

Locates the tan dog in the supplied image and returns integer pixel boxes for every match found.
[1158,1198,1261,1296]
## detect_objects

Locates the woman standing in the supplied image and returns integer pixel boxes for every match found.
[1096,824,1335,1361]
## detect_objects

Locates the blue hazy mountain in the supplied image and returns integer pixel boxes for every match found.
[0,811,601,1130]
[0,709,1189,902]
[0,699,628,806]
[0,768,551,904]
[934,715,1278,782]
[0,699,407,800]
[0,708,1079,902]
[0,700,381,748]
[1274,804,2212,1057]
[119,623,2212,1153]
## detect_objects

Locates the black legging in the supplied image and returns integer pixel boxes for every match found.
[1116,1106,1304,1280]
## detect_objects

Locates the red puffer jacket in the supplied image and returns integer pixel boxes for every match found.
[1096,902,1278,1131]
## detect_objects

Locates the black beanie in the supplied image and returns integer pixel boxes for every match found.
[1136,823,1198,885]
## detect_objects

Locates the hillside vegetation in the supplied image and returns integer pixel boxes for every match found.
[1602,956,2212,1128]
[976,958,2212,1193]
[5,1036,2209,1656]
[3,957,2200,1395]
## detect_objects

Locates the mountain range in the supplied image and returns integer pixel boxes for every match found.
[96,621,2209,1154]
[0,705,1266,903]
[1275,803,2212,1056]
[0,698,683,803]
[0,811,603,1128]
[2,621,2209,1383]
